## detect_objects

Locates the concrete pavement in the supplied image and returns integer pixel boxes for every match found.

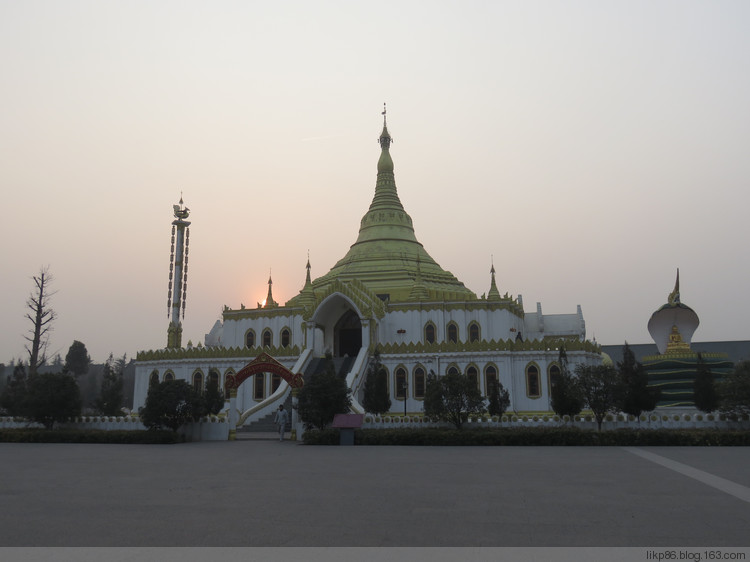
[0,442,748,546]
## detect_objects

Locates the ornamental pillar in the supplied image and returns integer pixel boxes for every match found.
[166,198,191,349]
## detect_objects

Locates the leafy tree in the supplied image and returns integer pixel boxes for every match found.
[575,364,621,431]
[140,379,200,432]
[25,372,82,429]
[362,348,391,415]
[423,370,485,430]
[51,354,63,369]
[203,373,225,415]
[550,346,584,420]
[423,371,444,420]
[64,340,91,377]
[487,379,510,417]
[0,363,28,417]
[95,354,125,416]
[693,353,719,413]
[24,267,56,377]
[616,342,659,417]
[297,352,352,430]
[719,360,750,419]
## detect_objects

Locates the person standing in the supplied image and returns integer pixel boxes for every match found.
[274,405,289,441]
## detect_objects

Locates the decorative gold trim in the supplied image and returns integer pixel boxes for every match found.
[302,278,387,321]
[389,300,524,317]
[223,306,306,321]
[136,345,301,361]
[377,337,599,355]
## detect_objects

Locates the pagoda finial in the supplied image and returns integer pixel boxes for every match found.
[378,103,392,152]
[305,251,312,286]
[264,269,278,308]
[668,268,680,305]
[488,256,501,301]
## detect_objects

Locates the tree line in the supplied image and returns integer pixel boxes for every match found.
[359,344,750,431]
[551,343,750,430]
[0,269,129,428]
[0,347,126,429]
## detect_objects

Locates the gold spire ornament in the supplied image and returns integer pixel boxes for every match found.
[668,268,680,305]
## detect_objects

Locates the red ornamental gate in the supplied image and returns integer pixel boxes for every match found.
[226,352,305,392]
[225,352,304,441]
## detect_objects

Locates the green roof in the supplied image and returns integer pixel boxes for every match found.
[291,118,476,304]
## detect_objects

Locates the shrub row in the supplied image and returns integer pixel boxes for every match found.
[0,428,182,444]
[303,427,750,446]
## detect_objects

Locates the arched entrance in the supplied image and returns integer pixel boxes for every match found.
[335,309,362,357]
[309,292,368,359]
[225,352,304,440]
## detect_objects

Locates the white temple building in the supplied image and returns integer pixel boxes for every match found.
[134,110,602,428]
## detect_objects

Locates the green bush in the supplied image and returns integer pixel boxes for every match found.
[0,428,182,444]
[302,428,340,445]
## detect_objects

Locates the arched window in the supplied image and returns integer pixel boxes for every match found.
[469,322,480,343]
[164,371,175,382]
[413,366,426,399]
[467,365,479,389]
[548,364,561,391]
[447,322,458,343]
[208,369,220,391]
[262,329,272,347]
[526,364,541,398]
[253,373,265,400]
[395,367,407,400]
[485,364,498,396]
[192,371,204,394]
[149,370,159,386]
[281,328,291,348]
[245,329,256,348]
[424,323,436,344]
[271,373,282,393]
[224,370,235,392]
[447,365,459,376]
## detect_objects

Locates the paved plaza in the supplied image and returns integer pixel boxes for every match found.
[0,441,749,547]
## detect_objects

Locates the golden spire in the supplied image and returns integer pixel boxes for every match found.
[487,256,501,301]
[264,270,278,308]
[668,268,680,305]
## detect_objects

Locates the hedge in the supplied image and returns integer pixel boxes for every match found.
[302,427,750,446]
[0,429,183,444]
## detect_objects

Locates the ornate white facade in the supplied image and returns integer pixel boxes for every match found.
[134,113,601,425]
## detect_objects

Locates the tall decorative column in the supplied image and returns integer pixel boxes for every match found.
[167,198,191,348]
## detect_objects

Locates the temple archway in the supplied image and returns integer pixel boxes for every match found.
[309,292,367,359]
[335,309,362,357]
[226,352,304,392]
[225,352,304,440]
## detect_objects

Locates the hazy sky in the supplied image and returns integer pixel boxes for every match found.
[1,0,749,364]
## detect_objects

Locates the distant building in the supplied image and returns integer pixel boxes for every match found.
[602,271,735,408]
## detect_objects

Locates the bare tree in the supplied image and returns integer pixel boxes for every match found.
[25,267,56,377]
